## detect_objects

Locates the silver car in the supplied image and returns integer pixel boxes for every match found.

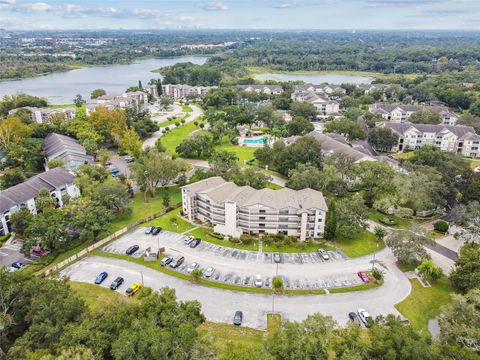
[186,262,199,273]
[184,236,195,245]
[318,249,330,261]
[204,266,215,278]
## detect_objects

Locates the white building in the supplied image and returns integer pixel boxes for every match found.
[0,168,80,235]
[236,84,284,95]
[182,177,328,241]
[86,91,146,116]
[144,84,158,98]
[161,84,216,99]
[369,104,458,125]
[291,90,340,115]
[380,122,480,158]
[9,107,76,123]
[294,84,345,95]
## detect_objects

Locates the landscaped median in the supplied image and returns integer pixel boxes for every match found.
[93,250,383,296]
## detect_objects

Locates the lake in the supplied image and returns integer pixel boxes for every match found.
[254,72,373,85]
[0,56,208,105]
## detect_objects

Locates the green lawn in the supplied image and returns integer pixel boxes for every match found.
[69,281,135,311]
[263,240,334,253]
[367,208,413,229]
[395,277,454,333]
[110,187,181,232]
[391,151,415,160]
[266,182,283,190]
[185,227,260,251]
[182,104,193,112]
[143,207,195,233]
[156,113,189,128]
[214,143,257,164]
[335,230,385,258]
[161,121,202,155]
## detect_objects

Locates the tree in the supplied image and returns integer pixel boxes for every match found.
[35,188,58,213]
[290,101,317,119]
[450,243,480,293]
[159,95,173,109]
[95,148,112,165]
[10,206,33,236]
[275,136,322,176]
[90,88,106,99]
[324,118,366,141]
[354,161,396,207]
[0,167,26,189]
[286,164,323,191]
[255,104,284,128]
[457,114,480,134]
[385,226,434,265]
[453,201,480,243]
[88,106,127,144]
[417,259,443,282]
[47,158,65,169]
[324,199,337,240]
[229,167,272,189]
[120,128,142,158]
[208,150,239,179]
[409,108,442,124]
[125,106,158,139]
[367,127,399,151]
[336,196,369,239]
[162,191,170,209]
[434,220,449,233]
[176,132,213,159]
[89,182,131,214]
[272,276,284,294]
[374,226,386,244]
[439,289,480,354]
[0,116,33,148]
[67,198,114,241]
[286,116,314,136]
[73,94,85,107]
[191,268,203,283]
[23,208,67,255]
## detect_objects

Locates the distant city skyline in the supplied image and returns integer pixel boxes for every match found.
[1,0,479,31]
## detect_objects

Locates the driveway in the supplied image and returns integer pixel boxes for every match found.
[60,254,410,329]
[0,239,32,267]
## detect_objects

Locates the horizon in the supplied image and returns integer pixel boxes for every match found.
[1,0,479,31]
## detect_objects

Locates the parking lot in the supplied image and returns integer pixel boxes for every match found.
[0,239,32,267]
[101,228,368,290]
[60,255,410,329]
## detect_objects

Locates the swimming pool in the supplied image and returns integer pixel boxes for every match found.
[243,137,272,145]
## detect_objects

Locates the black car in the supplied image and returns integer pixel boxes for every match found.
[126,245,139,255]
[348,312,361,324]
[233,311,243,326]
[152,227,162,235]
[273,253,282,263]
[110,276,124,290]
[189,238,201,248]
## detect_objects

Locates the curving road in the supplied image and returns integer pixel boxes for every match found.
[60,247,410,329]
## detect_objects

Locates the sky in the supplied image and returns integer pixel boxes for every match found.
[0,0,479,31]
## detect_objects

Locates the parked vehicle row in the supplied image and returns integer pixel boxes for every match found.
[6,261,26,272]
[93,271,141,296]
[184,236,201,248]
[348,308,373,327]
[145,226,162,235]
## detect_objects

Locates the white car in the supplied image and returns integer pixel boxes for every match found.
[204,267,215,278]
[318,249,330,261]
[255,274,263,287]
[184,236,195,245]
[357,309,372,327]
[186,262,199,273]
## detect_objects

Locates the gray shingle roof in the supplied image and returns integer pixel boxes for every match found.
[307,131,375,162]
[0,168,75,213]
[383,122,479,139]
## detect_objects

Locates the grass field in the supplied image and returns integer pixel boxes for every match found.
[161,121,202,155]
[391,151,415,160]
[69,281,135,311]
[185,227,260,251]
[110,186,182,232]
[214,142,257,164]
[143,207,195,233]
[182,104,193,112]
[335,230,384,258]
[395,277,454,333]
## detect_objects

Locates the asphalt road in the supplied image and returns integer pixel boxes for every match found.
[0,239,32,267]
[60,254,410,329]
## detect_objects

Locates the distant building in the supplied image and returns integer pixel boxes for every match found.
[161,84,216,99]
[144,84,158,98]
[368,104,458,125]
[86,91,146,116]
[380,122,480,158]
[357,83,388,94]
[182,177,327,241]
[236,84,284,95]
[294,83,345,95]
[44,133,94,171]
[291,91,340,115]
[9,107,76,123]
[0,168,80,235]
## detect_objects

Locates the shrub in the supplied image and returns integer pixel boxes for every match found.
[434,220,449,233]
[379,217,398,226]
[209,232,224,240]
[371,267,384,281]
[229,237,241,244]
[191,268,202,283]
[272,276,284,293]
[240,233,254,245]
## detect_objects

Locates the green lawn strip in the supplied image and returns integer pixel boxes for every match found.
[156,113,189,128]
[328,281,382,293]
[267,313,282,334]
[266,182,283,190]
[395,277,454,333]
[69,281,136,311]
[161,121,202,155]
[366,208,413,229]
[110,187,181,233]
[263,240,333,253]
[143,208,195,233]
[391,151,415,160]
[335,230,385,258]
[182,104,193,112]
[185,227,260,251]
[214,143,257,164]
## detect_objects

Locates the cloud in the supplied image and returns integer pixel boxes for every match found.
[268,0,329,8]
[364,0,446,7]
[0,0,16,5]
[197,1,228,11]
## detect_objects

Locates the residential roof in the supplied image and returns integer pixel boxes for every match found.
[182,177,327,211]
[44,133,86,157]
[237,84,283,91]
[0,168,75,213]
[382,122,480,140]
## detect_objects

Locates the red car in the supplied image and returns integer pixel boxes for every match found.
[357,271,370,283]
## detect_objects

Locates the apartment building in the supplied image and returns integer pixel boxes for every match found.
[182,177,328,241]
[369,104,458,125]
[44,133,94,171]
[86,91,146,115]
[294,83,345,95]
[0,168,80,235]
[9,106,76,123]
[161,84,216,99]
[291,90,340,115]
[380,122,480,158]
[143,84,159,98]
[236,84,284,95]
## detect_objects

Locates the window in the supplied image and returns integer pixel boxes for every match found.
[259,209,266,214]
[259,216,266,220]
